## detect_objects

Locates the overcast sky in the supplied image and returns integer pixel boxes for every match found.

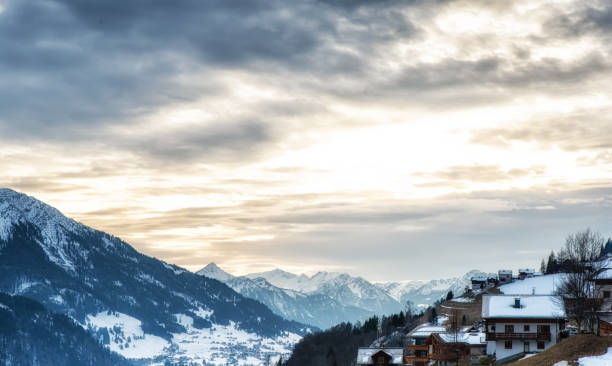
[1,0,612,281]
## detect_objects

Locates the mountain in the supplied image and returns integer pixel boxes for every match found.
[376,269,494,308]
[0,188,308,365]
[245,269,404,316]
[198,263,373,329]
[0,292,131,366]
[200,264,493,330]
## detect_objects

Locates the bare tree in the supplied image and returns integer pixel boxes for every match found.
[555,229,606,333]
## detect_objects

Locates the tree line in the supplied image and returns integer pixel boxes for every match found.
[281,307,424,366]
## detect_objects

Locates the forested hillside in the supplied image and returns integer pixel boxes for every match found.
[0,292,130,366]
[283,312,421,366]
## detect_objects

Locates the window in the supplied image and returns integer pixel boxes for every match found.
[505,325,514,333]
[523,325,530,332]
[491,325,496,332]
[505,341,512,349]
[604,291,611,299]
[537,325,550,333]
[537,341,545,350]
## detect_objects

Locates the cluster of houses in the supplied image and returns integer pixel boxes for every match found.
[356,264,612,365]
[470,269,537,293]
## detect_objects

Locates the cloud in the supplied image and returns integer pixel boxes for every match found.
[2,0,612,280]
[471,110,612,151]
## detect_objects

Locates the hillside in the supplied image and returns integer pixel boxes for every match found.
[0,188,307,364]
[0,292,130,366]
[508,335,612,366]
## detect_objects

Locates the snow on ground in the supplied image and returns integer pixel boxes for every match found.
[86,311,170,359]
[499,274,565,295]
[552,361,568,366]
[579,347,612,366]
[519,353,537,360]
[451,296,475,303]
[165,312,300,366]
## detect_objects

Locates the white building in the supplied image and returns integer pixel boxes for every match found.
[482,295,566,363]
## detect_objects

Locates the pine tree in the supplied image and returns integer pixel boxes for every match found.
[540,259,546,273]
[446,290,454,301]
[429,308,438,325]
[546,251,557,274]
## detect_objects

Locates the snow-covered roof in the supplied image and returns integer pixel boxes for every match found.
[356,348,404,364]
[437,332,486,345]
[498,270,512,275]
[499,273,564,295]
[519,269,535,274]
[408,323,446,338]
[482,295,566,319]
[471,277,488,282]
[596,269,612,280]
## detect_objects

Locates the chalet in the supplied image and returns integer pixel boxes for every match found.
[425,332,487,366]
[518,269,535,280]
[498,270,513,284]
[405,324,446,366]
[482,295,566,363]
[356,348,404,366]
[471,277,488,291]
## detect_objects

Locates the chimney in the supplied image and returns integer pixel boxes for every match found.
[514,297,521,308]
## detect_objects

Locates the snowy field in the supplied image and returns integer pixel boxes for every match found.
[499,274,565,295]
[552,347,612,366]
[85,310,300,365]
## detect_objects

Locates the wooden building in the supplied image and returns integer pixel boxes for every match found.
[356,348,405,366]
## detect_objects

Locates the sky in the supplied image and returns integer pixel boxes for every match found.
[1,0,612,281]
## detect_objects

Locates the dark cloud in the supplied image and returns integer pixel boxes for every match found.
[543,1,612,38]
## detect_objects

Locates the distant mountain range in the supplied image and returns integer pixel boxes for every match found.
[198,263,492,329]
[0,188,308,365]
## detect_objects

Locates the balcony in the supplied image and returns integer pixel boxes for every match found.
[404,356,429,363]
[485,332,551,341]
[406,345,428,351]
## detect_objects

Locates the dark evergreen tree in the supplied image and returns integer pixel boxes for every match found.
[446,290,454,301]
[429,308,438,325]
[545,251,557,274]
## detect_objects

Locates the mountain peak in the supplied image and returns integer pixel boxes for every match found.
[0,188,95,272]
[197,262,234,282]
[0,188,81,236]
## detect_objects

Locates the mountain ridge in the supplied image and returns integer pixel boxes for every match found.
[0,188,308,364]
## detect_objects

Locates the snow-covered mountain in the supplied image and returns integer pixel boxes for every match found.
[245,269,403,316]
[199,264,492,330]
[0,188,308,365]
[198,263,374,329]
[376,270,495,308]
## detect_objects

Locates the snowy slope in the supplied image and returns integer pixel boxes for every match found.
[499,274,565,295]
[578,347,612,366]
[0,188,308,365]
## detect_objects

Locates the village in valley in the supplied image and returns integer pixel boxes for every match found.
[354,232,612,366]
